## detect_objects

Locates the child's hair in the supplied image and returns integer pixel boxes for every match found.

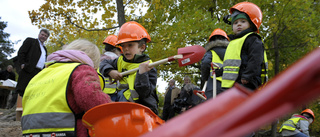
[138,38,148,53]
[64,39,101,69]
[302,113,313,120]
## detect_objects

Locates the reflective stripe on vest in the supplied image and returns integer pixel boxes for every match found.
[279,117,307,132]
[210,50,223,81]
[261,52,268,84]
[117,56,152,102]
[22,62,82,136]
[222,32,268,88]
[97,69,117,94]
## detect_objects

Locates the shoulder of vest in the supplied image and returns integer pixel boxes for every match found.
[246,32,261,39]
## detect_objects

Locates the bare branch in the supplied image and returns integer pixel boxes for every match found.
[66,16,119,31]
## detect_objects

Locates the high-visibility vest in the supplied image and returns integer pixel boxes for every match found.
[117,56,152,102]
[97,69,117,94]
[210,50,223,81]
[97,70,105,90]
[279,116,308,132]
[222,32,268,88]
[22,62,85,136]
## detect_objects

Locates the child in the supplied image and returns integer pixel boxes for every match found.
[201,28,229,99]
[99,21,159,114]
[279,109,315,137]
[21,39,112,137]
[220,2,268,91]
[100,35,122,61]
[100,35,122,101]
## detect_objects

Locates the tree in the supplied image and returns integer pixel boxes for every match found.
[0,17,15,69]
[142,0,231,84]
[28,0,149,54]
[29,0,320,135]
[29,0,320,87]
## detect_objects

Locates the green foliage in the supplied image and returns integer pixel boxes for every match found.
[309,100,320,135]
[28,0,149,54]
[277,99,320,136]
[157,91,164,117]
[28,0,320,133]
[0,17,15,68]
[261,0,320,77]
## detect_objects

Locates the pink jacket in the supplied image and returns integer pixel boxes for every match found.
[48,50,112,137]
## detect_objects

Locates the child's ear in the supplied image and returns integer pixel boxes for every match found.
[140,44,146,52]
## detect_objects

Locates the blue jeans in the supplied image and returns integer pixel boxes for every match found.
[292,132,308,137]
[117,89,129,102]
[285,132,308,137]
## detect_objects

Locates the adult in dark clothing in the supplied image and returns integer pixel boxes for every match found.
[0,65,15,80]
[162,79,180,121]
[178,76,203,112]
[16,29,50,96]
[179,83,202,112]
[0,65,16,108]
[201,28,229,99]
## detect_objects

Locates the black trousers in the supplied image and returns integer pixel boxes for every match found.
[162,104,175,121]
[16,68,42,96]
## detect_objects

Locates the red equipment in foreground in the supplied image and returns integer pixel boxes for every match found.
[142,48,320,137]
[82,102,164,137]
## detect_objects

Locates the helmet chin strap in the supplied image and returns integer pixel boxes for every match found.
[223,10,243,25]
[223,15,231,25]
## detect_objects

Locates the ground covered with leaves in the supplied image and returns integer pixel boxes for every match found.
[0,108,22,137]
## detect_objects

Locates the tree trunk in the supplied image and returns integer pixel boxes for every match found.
[270,34,279,137]
[116,0,126,27]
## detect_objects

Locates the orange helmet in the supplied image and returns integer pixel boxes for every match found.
[82,102,164,137]
[230,2,262,33]
[208,28,229,41]
[116,21,151,45]
[103,35,117,46]
[103,35,123,53]
[301,109,315,120]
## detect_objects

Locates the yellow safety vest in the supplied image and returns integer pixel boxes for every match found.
[222,32,268,88]
[22,62,83,136]
[97,69,116,94]
[210,50,223,81]
[117,56,152,102]
[279,116,308,132]
[97,70,105,90]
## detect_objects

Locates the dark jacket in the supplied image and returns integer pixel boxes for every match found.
[164,86,181,105]
[16,37,47,96]
[217,28,264,90]
[18,38,47,73]
[179,83,202,109]
[0,70,16,81]
[201,40,229,97]
[99,54,159,114]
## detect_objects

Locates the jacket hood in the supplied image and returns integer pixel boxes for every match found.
[122,54,150,63]
[204,40,229,51]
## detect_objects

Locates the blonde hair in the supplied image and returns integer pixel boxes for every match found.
[64,39,100,69]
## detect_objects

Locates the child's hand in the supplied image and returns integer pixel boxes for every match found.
[139,61,153,74]
[241,79,249,84]
[108,70,122,80]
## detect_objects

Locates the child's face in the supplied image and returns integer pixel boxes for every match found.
[120,41,145,60]
[232,18,250,35]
